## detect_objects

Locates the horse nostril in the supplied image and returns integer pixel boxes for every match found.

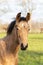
[21,43,28,50]
[21,43,23,47]
[21,43,28,47]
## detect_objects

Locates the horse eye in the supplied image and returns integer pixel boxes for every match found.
[24,26,25,28]
[28,28,30,31]
[16,28,18,30]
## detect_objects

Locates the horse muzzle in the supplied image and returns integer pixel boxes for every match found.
[21,43,28,50]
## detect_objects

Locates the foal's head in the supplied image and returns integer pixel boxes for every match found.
[15,12,30,50]
[7,12,30,50]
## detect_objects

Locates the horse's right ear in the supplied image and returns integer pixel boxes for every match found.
[26,13,30,21]
[16,12,21,22]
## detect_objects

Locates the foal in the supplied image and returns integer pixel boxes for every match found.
[0,12,30,65]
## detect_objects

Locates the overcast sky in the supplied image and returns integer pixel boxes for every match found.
[0,0,43,24]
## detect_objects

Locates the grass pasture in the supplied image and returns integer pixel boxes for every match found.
[0,33,43,65]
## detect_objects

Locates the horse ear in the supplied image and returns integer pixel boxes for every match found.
[16,12,21,22]
[26,13,30,21]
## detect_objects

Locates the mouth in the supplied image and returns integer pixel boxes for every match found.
[21,44,28,50]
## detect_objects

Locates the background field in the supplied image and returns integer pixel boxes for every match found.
[0,33,43,65]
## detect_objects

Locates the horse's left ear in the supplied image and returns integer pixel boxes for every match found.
[26,13,30,21]
[16,12,21,22]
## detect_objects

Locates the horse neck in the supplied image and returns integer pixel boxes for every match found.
[3,27,20,54]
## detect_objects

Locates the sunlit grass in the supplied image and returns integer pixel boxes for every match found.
[0,32,6,38]
[0,33,43,65]
[28,33,43,39]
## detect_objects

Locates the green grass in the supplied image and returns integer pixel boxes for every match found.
[0,32,6,38]
[0,33,43,65]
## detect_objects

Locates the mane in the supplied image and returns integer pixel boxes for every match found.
[7,20,16,35]
[19,17,26,22]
